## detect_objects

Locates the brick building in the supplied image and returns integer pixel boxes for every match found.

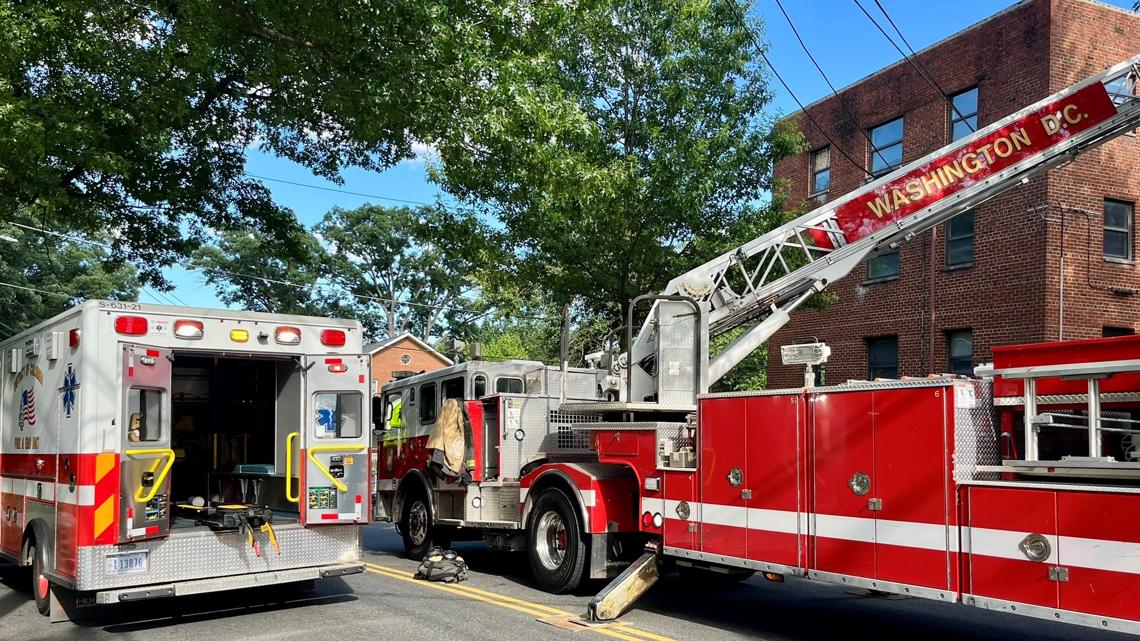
[366,332,452,394]
[768,0,1140,388]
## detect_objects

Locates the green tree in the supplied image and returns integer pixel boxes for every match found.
[317,204,486,341]
[0,1,591,283]
[193,223,340,316]
[433,0,804,327]
[0,220,139,336]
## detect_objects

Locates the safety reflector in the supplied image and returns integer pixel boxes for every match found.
[230,328,249,343]
[275,326,301,345]
[173,319,204,340]
[320,329,346,347]
[114,316,148,335]
[68,328,81,348]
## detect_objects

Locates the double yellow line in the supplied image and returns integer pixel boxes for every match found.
[364,562,677,641]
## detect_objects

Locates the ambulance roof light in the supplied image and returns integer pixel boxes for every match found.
[275,326,301,345]
[114,316,148,336]
[321,329,346,347]
[173,319,204,340]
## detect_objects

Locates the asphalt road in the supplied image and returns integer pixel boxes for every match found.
[0,523,1135,641]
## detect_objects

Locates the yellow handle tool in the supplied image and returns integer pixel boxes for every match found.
[306,444,366,493]
[261,522,281,555]
[124,448,176,503]
[285,431,300,504]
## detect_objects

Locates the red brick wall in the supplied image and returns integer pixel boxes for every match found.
[370,337,450,391]
[767,0,1140,388]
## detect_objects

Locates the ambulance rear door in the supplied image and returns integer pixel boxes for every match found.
[297,354,370,525]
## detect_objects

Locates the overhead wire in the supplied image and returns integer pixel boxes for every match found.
[728,1,865,171]
[852,0,973,131]
[2,219,550,321]
[245,174,436,207]
[772,0,891,169]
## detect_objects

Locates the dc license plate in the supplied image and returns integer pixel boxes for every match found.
[105,551,148,576]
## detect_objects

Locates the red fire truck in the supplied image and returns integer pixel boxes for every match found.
[1,301,370,620]
[376,53,1140,634]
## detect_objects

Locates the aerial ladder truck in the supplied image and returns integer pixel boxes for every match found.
[376,54,1140,634]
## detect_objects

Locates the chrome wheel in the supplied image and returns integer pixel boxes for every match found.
[407,500,429,546]
[535,511,568,571]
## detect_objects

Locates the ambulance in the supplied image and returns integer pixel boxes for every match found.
[0,300,370,619]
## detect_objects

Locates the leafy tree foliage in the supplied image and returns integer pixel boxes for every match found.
[433,0,804,326]
[0,0,588,283]
[193,223,340,316]
[0,219,139,336]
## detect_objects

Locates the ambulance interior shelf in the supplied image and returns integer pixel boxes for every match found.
[168,353,299,526]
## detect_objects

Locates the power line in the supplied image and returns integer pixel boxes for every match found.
[730,2,865,171]
[245,174,436,207]
[3,219,550,321]
[0,280,72,299]
[852,0,972,131]
[773,0,888,168]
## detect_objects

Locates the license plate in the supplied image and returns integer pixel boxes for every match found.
[105,551,148,576]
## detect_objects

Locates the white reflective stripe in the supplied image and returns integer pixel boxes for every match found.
[968,527,1056,562]
[0,477,12,492]
[580,490,596,507]
[747,508,802,535]
[877,518,958,553]
[519,488,528,503]
[22,478,54,502]
[701,503,748,528]
[642,497,665,514]
[1060,535,1140,575]
[814,513,876,544]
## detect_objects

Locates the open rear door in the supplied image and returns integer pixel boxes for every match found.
[120,344,175,542]
[298,354,370,525]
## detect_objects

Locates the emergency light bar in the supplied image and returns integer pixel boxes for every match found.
[275,326,301,345]
[320,329,347,347]
[173,319,204,340]
[114,316,148,336]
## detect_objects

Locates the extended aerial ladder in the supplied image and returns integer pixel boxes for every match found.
[610,53,1140,407]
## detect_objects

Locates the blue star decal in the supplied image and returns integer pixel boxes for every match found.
[316,406,337,433]
[61,364,79,418]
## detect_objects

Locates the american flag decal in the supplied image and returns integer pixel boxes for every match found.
[20,387,36,429]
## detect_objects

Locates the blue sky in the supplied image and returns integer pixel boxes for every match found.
[157,0,1133,308]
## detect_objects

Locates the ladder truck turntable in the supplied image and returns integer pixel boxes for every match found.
[376,53,1140,634]
[1,301,372,620]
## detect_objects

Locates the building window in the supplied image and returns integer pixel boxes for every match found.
[1104,199,1133,261]
[867,337,898,379]
[869,116,904,177]
[1103,326,1135,337]
[946,211,974,266]
[810,146,830,198]
[866,250,899,281]
[949,87,978,142]
[401,354,412,365]
[947,330,973,376]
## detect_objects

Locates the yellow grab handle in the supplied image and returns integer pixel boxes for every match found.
[125,448,175,503]
[285,431,300,504]
[306,444,366,493]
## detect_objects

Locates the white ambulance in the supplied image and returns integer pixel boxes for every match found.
[0,300,370,619]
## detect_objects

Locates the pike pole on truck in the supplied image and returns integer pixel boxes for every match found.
[1,300,371,621]
[373,54,1140,635]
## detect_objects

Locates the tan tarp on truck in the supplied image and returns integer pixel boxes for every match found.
[426,398,466,477]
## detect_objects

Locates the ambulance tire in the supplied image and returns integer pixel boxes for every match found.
[29,541,50,616]
[400,489,438,560]
[527,489,586,594]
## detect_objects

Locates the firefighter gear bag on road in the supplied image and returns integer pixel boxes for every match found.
[414,547,469,583]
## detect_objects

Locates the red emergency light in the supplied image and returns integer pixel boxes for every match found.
[320,329,346,347]
[275,326,301,345]
[114,316,148,336]
[173,319,204,340]
[68,328,81,348]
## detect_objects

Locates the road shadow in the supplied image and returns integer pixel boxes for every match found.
[1,563,358,632]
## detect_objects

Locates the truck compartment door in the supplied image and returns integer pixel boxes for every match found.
[120,344,174,541]
[299,354,370,525]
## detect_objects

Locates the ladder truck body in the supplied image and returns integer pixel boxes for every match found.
[375,55,1140,634]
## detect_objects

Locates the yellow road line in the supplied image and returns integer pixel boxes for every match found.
[363,562,678,641]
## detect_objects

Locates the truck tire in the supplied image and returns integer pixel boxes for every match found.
[527,488,586,593]
[400,488,442,560]
[29,541,50,616]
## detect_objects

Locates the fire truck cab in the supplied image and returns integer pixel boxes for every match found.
[0,300,370,619]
